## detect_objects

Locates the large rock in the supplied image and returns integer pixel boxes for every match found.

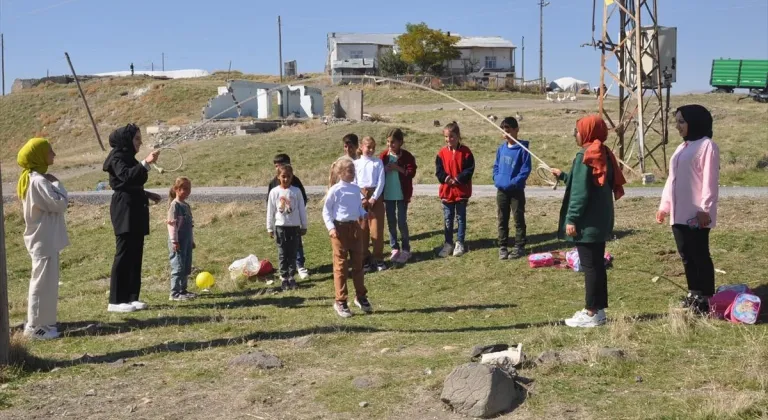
[440,363,519,418]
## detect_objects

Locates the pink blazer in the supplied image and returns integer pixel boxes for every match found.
[659,138,720,228]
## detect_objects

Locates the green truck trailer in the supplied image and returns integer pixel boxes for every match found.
[710,59,768,92]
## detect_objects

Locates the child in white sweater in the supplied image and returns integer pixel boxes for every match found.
[267,165,308,290]
[17,138,69,340]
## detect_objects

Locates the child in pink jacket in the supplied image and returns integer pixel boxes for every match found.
[656,104,719,315]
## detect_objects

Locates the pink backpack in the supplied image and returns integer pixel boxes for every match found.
[710,284,761,324]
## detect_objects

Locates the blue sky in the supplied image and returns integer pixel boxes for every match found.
[0,0,766,94]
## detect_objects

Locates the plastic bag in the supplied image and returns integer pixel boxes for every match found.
[228,254,262,282]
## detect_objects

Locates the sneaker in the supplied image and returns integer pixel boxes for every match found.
[297,267,310,280]
[453,242,466,257]
[180,290,197,300]
[363,262,375,274]
[399,251,412,263]
[333,301,353,318]
[564,309,606,328]
[390,249,402,263]
[375,261,388,272]
[509,246,526,259]
[438,242,454,258]
[108,303,136,313]
[169,292,189,301]
[130,301,149,310]
[680,292,697,309]
[499,247,509,260]
[354,296,373,314]
[281,278,290,291]
[23,325,60,340]
[691,296,710,316]
[288,278,298,290]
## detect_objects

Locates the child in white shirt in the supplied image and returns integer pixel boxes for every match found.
[267,164,308,290]
[354,136,387,272]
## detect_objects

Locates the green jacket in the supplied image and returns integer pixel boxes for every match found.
[557,149,615,243]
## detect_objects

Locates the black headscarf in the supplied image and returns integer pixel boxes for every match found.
[676,105,713,141]
[102,123,140,171]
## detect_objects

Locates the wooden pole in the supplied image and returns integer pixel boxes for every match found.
[278,16,283,82]
[64,52,106,151]
[1,33,5,96]
[0,163,11,365]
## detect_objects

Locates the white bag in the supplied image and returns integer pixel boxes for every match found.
[228,254,262,281]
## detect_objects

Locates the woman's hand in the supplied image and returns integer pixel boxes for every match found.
[550,168,562,177]
[566,224,577,237]
[145,150,160,164]
[696,211,711,228]
[656,210,667,224]
[146,191,162,204]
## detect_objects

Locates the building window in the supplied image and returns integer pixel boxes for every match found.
[485,56,497,69]
[350,50,364,59]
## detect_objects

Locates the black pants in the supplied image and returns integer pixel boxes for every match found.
[576,242,608,310]
[275,226,300,279]
[496,189,527,248]
[110,234,145,304]
[672,225,715,297]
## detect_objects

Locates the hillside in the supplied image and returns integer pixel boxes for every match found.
[2,73,767,188]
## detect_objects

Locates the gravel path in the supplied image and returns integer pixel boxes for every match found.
[4,185,766,205]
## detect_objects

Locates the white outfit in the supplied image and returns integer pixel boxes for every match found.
[322,181,367,231]
[22,172,69,328]
[267,186,308,232]
[354,155,385,200]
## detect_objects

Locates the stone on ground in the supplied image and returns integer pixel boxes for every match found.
[440,362,519,418]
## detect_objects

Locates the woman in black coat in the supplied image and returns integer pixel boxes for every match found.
[103,124,161,313]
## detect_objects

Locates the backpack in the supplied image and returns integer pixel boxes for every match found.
[710,284,761,324]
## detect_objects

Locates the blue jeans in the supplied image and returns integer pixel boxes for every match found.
[296,237,306,268]
[169,237,193,293]
[442,201,467,244]
[385,200,410,252]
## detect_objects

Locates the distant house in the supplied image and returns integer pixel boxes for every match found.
[326,32,516,83]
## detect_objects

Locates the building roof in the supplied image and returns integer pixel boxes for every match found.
[328,33,515,48]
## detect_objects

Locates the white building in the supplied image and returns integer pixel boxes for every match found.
[326,32,516,82]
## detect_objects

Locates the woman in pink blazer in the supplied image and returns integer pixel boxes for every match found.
[656,105,719,315]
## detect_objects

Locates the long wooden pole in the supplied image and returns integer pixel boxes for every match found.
[64,52,105,151]
[0,163,11,365]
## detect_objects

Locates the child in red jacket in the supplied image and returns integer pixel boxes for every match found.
[379,128,417,264]
[435,121,475,257]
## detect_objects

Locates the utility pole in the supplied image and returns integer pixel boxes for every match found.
[521,36,525,82]
[278,16,283,82]
[162,52,165,72]
[539,0,549,92]
[1,33,5,96]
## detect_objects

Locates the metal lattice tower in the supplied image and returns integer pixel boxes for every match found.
[595,0,674,175]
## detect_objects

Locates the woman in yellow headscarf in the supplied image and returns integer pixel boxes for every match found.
[17,137,69,340]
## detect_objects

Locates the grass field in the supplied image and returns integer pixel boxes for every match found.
[0,196,766,419]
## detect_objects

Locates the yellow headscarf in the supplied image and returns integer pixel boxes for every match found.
[17,137,51,200]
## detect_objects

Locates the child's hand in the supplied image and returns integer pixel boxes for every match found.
[147,191,162,204]
[549,168,563,178]
[655,211,667,224]
[269,231,274,239]
[329,229,338,239]
[565,224,577,237]
[300,229,307,236]
[368,198,376,207]
[367,212,375,220]
[173,242,180,252]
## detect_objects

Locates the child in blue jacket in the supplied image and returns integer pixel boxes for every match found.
[493,117,532,259]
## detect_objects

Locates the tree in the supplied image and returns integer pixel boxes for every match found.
[378,49,411,76]
[395,23,461,75]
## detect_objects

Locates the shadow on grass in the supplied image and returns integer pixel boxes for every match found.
[20,310,669,372]
[375,303,516,315]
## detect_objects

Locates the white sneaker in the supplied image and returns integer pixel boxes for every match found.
[453,242,466,257]
[130,301,148,310]
[297,267,310,280]
[23,325,60,340]
[108,303,137,313]
[564,309,606,328]
[438,242,454,258]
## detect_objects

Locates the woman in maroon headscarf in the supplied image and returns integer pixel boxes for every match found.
[549,114,626,328]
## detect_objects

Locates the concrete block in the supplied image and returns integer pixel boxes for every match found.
[338,90,364,121]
